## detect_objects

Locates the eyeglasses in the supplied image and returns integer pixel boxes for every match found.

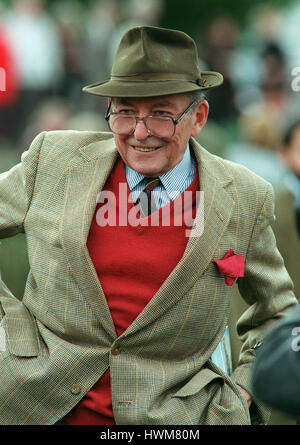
[105,100,196,138]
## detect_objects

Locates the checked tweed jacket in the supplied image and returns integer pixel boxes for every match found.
[0,131,297,425]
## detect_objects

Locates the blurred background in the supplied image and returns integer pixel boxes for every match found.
[1,0,300,424]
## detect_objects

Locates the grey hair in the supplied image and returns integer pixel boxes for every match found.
[187,90,207,103]
[109,91,207,112]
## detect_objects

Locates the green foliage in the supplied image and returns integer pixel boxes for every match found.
[159,0,294,37]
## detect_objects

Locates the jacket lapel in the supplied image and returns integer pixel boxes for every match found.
[122,138,235,337]
[60,136,119,338]
[60,134,235,339]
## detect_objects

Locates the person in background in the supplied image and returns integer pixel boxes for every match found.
[2,0,63,139]
[251,302,300,417]
[0,19,19,140]
[107,0,163,70]
[273,119,300,292]
[198,15,239,123]
[229,116,300,425]
[83,0,120,116]
[224,104,287,190]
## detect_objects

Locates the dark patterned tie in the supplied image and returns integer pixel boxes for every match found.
[136,178,160,216]
[296,207,300,238]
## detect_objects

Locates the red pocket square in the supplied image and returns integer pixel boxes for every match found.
[213,249,245,286]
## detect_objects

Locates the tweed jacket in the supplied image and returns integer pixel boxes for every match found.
[228,185,300,425]
[272,187,300,299]
[0,131,296,425]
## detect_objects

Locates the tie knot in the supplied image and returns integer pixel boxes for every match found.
[144,177,160,193]
[136,177,160,216]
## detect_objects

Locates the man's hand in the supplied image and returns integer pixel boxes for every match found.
[237,384,252,408]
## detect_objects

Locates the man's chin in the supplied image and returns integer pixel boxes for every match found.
[135,169,161,178]
[129,162,162,177]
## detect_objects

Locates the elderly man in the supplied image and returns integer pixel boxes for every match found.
[0,26,297,425]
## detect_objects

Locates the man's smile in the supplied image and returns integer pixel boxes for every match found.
[131,145,162,153]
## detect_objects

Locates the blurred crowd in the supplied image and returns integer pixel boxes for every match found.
[0,0,164,152]
[0,0,300,185]
[0,0,300,225]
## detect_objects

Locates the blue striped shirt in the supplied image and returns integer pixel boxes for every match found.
[124,144,232,375]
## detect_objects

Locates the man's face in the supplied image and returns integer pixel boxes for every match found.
[111,94,208,177]
[281,126,300,179]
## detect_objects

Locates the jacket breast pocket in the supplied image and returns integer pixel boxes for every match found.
[0,296,39,357]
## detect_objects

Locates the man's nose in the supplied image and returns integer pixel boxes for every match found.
[134,119,150,140]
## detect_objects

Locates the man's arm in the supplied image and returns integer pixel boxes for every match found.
[232,183,297,424]
[0,132,45,303]
[0,133,45,238]
[0,132,45,239]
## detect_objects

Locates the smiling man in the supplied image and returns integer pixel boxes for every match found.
[0,26,297,426]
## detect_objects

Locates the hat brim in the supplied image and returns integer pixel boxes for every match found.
[82,71,223,98]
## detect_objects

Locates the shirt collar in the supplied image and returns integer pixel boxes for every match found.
[125,164,145,191]
[159,144,194,197]
[125,143,194,195]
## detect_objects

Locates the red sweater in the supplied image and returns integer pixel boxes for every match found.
[65,156,199,424]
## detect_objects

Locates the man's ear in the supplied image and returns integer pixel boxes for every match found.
[190,100,209,137]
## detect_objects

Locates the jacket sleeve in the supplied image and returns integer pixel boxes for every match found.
[232,182,297,424]
[0,132,45,307]
[0,132,45,238]
[251,303,300,416]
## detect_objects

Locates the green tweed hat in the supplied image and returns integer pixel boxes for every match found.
[83,25,223,98]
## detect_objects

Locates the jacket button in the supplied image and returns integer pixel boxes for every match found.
[111,346,121,355]
[70,384,81,395]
